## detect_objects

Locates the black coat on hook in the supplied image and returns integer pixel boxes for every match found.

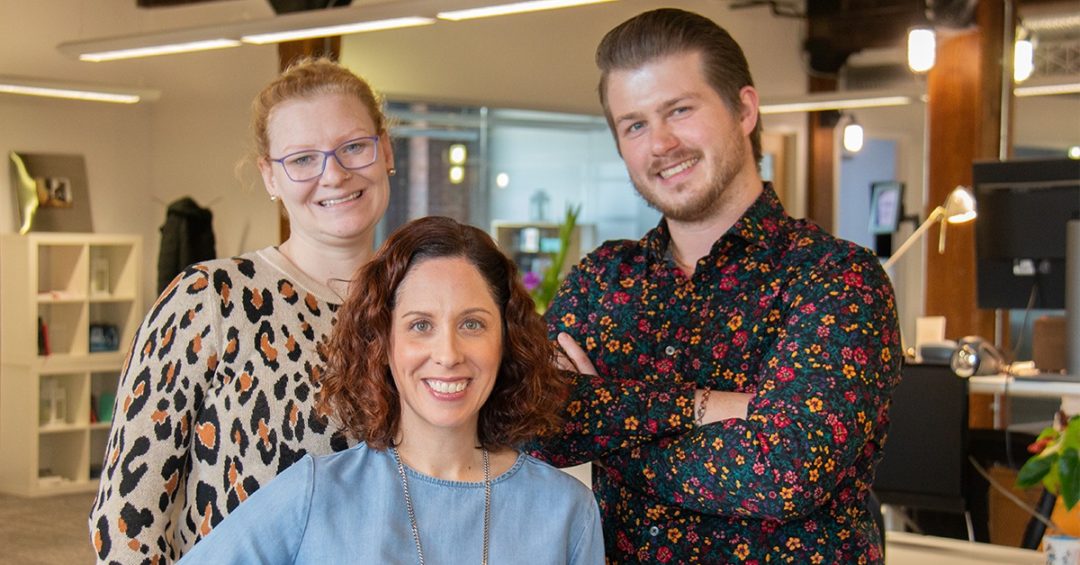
[157,197,216,292]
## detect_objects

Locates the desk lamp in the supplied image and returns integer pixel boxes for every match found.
[883,185,977,270]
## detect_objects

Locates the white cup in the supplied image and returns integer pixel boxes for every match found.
[1045,534,1080,565]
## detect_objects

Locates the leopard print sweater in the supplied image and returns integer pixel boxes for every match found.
[89,247,352,564]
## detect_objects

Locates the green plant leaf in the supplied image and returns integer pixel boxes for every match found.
[1064,416,1080,451]
[1060,448,1080,510]
[1017,454,1055,488]
[531,204,580,314]
[1045,462,1062,497]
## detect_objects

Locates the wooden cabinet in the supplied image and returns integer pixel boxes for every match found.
[1,233,141,496]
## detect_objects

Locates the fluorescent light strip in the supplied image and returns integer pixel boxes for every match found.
[759,96,913,114]
[438,0,614,21]
[0,83,141,104]
[79,38,241,62]
[242,17,435,45]
[1015,82,1080,97]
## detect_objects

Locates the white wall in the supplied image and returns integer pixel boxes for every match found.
[837,138,898,251]
[0,51,279,308]
[145,53,282,261]
[0,96,157,303]
[1015,95,1080,151]
[0,1,281,307]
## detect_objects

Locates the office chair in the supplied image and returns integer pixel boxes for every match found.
[873,362,984,541]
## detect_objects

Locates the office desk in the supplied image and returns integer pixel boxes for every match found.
[970,374,1080,430]
[970,374,1080,399]
[878,365,1057,545]
[885,532,1042,564]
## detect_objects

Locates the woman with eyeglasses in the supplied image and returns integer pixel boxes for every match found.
[89,58,394,563]
[176,216,604,564]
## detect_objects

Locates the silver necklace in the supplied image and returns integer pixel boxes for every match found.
[390,446,491,565]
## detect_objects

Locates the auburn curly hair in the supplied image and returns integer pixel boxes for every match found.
[319,216,568,450]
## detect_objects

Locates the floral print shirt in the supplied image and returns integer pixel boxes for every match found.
[531,184,902,563]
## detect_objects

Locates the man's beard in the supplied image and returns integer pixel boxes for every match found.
[632,136,746,223]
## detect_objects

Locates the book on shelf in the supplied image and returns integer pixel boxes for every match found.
[37,316,50,356]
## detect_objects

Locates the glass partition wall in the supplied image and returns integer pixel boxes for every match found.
[381,102,659,249]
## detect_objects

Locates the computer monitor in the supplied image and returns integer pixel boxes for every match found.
[973,158,1080,310]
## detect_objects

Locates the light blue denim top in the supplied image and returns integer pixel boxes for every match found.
[178,443,603,564]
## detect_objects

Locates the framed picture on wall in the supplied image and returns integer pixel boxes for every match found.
[869,181,904,234]
[9,151,93,234]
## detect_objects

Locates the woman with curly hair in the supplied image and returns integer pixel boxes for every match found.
[178,216,604,564]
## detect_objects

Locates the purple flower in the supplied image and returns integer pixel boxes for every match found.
[522,271,541,292]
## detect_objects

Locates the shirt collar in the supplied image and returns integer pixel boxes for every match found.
[643,182,790,261]
[731,182,789,251]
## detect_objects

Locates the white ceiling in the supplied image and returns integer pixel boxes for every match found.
[1,0,1075,149]
[0,0,279,98]
[1,0,810,104]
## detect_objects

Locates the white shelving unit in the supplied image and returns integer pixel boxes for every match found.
[1,233,141,496]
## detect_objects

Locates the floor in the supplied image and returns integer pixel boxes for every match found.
[0,491,96,564]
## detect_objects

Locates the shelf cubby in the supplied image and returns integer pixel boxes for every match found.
[2,233,141,496]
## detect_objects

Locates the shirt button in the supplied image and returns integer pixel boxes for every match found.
[664,346,676,356]
[649,526,660,536]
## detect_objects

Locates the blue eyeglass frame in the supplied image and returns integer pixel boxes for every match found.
[269,135,381,182]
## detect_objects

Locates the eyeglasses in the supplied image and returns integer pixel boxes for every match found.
[270,136,380,182]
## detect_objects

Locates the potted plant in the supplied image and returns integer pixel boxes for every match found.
[526,204,580,313]
[1018,412,1080,511]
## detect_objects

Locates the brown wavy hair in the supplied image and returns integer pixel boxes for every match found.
[319,216,568,450]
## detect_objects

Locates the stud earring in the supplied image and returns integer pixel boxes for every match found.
[270,195,278,202]
[388,167,397,177]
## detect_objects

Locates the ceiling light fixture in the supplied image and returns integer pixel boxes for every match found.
[76,38,241,62]
[907,27,936,73]
[0,76,160,104]
[437,0,615,21]
[1015,82,1080,97]
[842,114,864,153]
[1014,36,1034,83]
[759,93,915,115]
[241,17,435,44]
[58,1,613,62]
[60,3,440,60]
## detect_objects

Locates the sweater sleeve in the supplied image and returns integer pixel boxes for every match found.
[602,257,902,520]
[88,265,221,563]
[175,456,314,564]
